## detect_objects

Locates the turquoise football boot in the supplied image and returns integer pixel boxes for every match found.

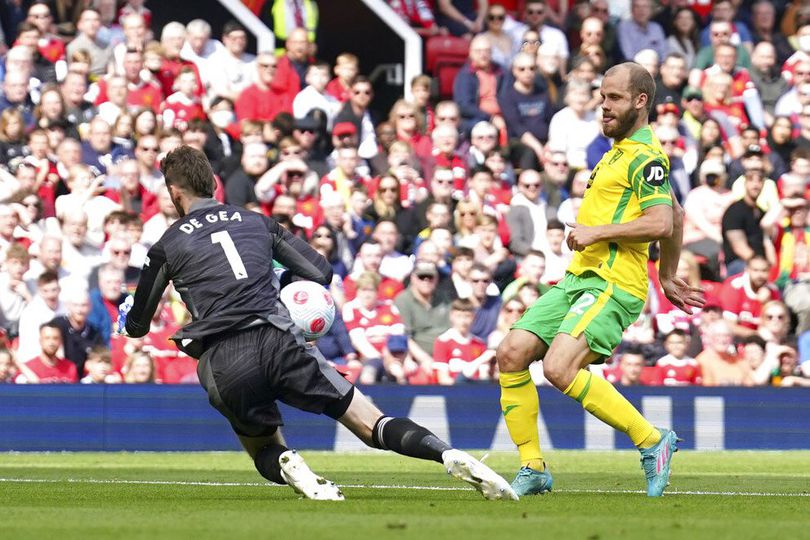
[639,428,680,497]
[510,465,553,496]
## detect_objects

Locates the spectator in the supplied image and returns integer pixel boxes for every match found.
[325,53,358,104]
[433,298,492,384]
[390,0,445,38]
[17,271,63,362]
[507,0,569,74]
[388,99,431,162]
[180,19,224,87]
[0,244,32,339]
[23,322,78,383]
[750,1,793,66]
[767,198,810,290]
[654,54,688,111]
[466,262,501,340]
[694,21,751,71]
[155,22,205,101]
[50,288,103,377]
[261,0,318,49]
[0,71,35,129]
[207,20,255,102]
[25,2,65,63]
[453,35,505,137]
[60,210,103,280]
[308,224,349,304]
[486,297,526,350]
[507,169,549,258]
[435,0,485,38]
[343,271,409,384]
[720,255,780,337]
[314,312,358,375]
[501,250,549,301]
[160,68,205,131]
[774,60,810,118]
[273,27,311,106]
[89,233,141,292]
[497,52,553,170]
[617,0,667,62]
[750,45,790,128]
[656,329,702,386]
[66,8,112,77]
[88,264,127,346]
[608,349,648,386]
[667,8,700,68]
[80,346,121,384]
[394,260,451,369]
[235,51,292,122]
[226,142,268,211]
[334,76,377,160]
[771,346,810,387]
[697,320,753,386]
[682,159,736,280]
[293,61,340,125]
[541,220,570,285]
[480,4,513,67]
[318,191,357,272]
[698,0,752,50]
[0,348,23,384]
[722,164,769,276]
[373,219,414,281]
[123,351,156,383]
[547,78,599,169]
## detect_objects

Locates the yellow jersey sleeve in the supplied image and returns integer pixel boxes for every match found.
[628,154,673,210]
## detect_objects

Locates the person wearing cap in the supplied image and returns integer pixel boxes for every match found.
[727,127,787,181]
[394,259,451,370]
[679,85,707,142]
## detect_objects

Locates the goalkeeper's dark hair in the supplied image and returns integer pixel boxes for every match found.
[160,145,215,198]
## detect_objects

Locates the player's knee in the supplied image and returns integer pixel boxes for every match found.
[496,334,532,373]
[542,357,576,390]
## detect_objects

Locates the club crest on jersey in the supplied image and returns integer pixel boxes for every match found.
[643,160,668,186]
[608,149,624,165]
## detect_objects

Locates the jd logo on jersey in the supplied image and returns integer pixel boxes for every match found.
[643,160,667,186]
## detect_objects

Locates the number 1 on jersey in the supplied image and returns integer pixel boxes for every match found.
[211,231,248,280]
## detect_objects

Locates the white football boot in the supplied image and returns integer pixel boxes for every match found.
[442,449,519,501]
[279,450,345,501]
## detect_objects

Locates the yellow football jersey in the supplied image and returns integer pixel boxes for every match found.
[567,125,673,300]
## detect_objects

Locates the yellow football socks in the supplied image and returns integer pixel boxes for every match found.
[563,369,660,449]
[499,370,544,469]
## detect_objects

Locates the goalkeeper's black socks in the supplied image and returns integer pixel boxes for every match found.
[254,443,290,484]
[372,416,451,463]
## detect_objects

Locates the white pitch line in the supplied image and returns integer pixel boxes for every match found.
[0,477,808,497]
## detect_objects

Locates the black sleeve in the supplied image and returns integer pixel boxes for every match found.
[270,219,333,286]
[721,204,744,232]
[125,240,171,338]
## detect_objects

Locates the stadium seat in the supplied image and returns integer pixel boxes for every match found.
[425,35,470,99]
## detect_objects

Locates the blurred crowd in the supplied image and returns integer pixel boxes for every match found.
[0,0,809,388]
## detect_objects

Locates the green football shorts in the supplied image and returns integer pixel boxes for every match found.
[512,271,645,359]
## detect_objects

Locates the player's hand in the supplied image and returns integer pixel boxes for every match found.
[660,276,705,315]
[115,295,134,336]
[566,222,601,251]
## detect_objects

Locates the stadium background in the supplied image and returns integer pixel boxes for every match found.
[0,0,809,452]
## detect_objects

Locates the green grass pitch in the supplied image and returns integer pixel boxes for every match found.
[2,450,809,540]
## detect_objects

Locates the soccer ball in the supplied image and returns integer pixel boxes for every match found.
[279,280,336,341]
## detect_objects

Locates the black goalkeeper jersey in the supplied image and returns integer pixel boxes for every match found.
[125,199,332,353]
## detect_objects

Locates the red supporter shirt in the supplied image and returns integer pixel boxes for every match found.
[343,299,405,355]
[343,274,404,302]
[271,55,303,109]
[26,356,78,383]
[326,78,351,102]
[156,58,205,99]
[96,78,165,113]
[432,328,488,382]
[656,355,703,386]
[719,273,780,330]
[235,83,293,122]
[160,92,206,130]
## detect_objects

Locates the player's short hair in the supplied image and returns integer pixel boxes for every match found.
[607,62,656,116]
[160,145,215,198]
[451,298,476,313]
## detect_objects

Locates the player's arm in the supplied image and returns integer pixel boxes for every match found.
[271,220,333,286]
[567,204,673,249]
[125,241,171,338]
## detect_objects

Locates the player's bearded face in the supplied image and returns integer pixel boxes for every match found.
[602,98,639,139]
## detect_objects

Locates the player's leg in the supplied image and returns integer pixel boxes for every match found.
[199,326,343,500]
[337,388,518,500]
[495,283,567,495]
[547,276,679,496]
